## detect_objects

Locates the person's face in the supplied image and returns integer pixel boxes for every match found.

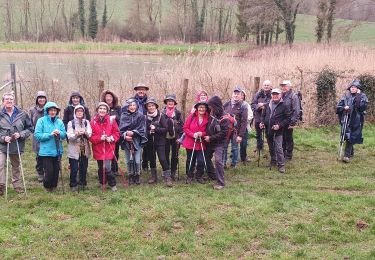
[166,100,175,108]
[199,93,208,102]
[147,103,157,113]
[271,92,281,101]
[263,83,271,92]
[280,84,290,93]
[105,94,113,105]
[71,96,80,106]
[128,102,137,113]
[98,106,108,117]
[37,96,46,107]
[232,91,241,101]
[75,108,84,119]
[136,88,147,97]
[48,107,58,117]
[240,92,245,101]
[350,86,358,94]
[3,95,14,109]
[197,105,207,115]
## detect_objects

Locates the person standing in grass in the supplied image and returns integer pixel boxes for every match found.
[34,102,66,192]
[280,80,300,161]
[239,89,254,164]
[101,90,122,176]
[336,80,368,163]
[182,101,210,184]
[204,96,230,190]
[162,94,184,181]
[119,98,147,185]
[260,88,290,174]
[62,91,91,130]
[251,80,272,153]
[223,86,248,169]
[66,105,92,191]
[144,97,173,187]
[90,102,120,192]
[29,91,48,182]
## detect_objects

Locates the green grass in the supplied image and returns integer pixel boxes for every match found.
[1,124,375,258]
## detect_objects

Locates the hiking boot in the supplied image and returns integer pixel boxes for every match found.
[163,170,173,187]
[278,166,286,174]
[230,164,237,169]
[213,184,224,190]
[171,170,176,181]
[134,175,141,185]
[70,186,78,192]
[148,168,158,184]
[128,175,135,185]
[0,186,4,196]
[196,178,206,184]
[37,174,44,182]
[267,161,277,168]
[342,157,350,163]
[111,186,118,192]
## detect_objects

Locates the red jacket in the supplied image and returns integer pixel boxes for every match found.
[182,111,209,150]
[89,114,120,160]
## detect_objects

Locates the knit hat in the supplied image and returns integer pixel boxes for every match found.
[96,102,110,112]
[164,94,177,105]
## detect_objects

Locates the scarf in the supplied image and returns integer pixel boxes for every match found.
[165,106,175,118]
[147,110,158,121]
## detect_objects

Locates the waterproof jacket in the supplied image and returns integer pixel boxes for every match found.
[145,110,171,146]
[101,90,121,125]
[0,106,33,155]
[182,111,209,150]
[34,102,66,157]
[206,96,230,147]
[131,94,148,115]
[62,92,91,129]
[161,107,184,139]
[89,114,120,160]
[251,90,271,123]
[336,91,368,144]
[223,100,248,138]
[119,108,147,152]
[282,90,301,126]
[66,106,92,160]
[29,91,47,153]
[261,99,290,136]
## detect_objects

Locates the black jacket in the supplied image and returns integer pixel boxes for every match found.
[63,92,91,129]
[223,100,248,138]
[250,90,272,123]
[146,111,173,146]
[282,90,300,126]
[161,107,184,139]
[206,96,230,146]
[261,99,290,136]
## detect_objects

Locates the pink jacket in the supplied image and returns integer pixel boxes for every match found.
[182,111,209,150]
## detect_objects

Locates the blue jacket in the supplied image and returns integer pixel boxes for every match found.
[34,102,67,157]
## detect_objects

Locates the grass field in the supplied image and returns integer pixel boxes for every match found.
[1,124,375,258]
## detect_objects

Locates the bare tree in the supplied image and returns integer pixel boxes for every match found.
[274,0,301,45]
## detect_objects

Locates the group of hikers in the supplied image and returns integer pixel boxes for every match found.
[0,78,368,196]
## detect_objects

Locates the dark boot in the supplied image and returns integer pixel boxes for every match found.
[163,169,173,187]
[171,170,176,181]
[127,163,135,185]
[148,168,158,184]
[135,164,141,185]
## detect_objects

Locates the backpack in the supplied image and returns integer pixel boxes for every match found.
[220,113,237,142]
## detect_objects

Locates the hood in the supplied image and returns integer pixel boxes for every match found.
[122,98,138,113]
[101,90,119,107]
[69,91,85,106]
[73,104,86,120]
[207,96,223,117]
[35,91,47,105]
[44,102,61,116]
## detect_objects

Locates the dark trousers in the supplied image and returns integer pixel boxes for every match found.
[35,154,44,176]
[97,160,116,187]
[282,127,294,160]
[142,148,149,170]
[111,142,120,173]
[255,122,264,150]
[42,156,59,189]
[69,157,88,187]
[206,145,225,186]
[266,133,285,168]
[165,138,178,172]
[344,141,354,158]
[145,142,169,171]
[240,129,249,161]
[186,149,205,179]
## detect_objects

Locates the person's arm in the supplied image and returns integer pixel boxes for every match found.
[19,112,33,139]
[58,120,67,140]
[155,114,168,135]
[67,121,77,141]
[290,94,301,126]
[183,114,195,138]
[238,105,248,138]
[89,120,102,144]
[34,119,52,142]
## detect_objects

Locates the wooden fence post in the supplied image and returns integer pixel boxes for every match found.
[181,79,189,118]
[10,64,17,104]
[98,80,104,101]
[253,76,260,95]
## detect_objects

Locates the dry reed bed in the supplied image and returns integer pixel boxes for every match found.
[18,43,375,126]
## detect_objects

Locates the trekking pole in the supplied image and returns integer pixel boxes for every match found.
[199,137,208,174]
[109,142,128,187]
[338,113,349,160]
[257,128,264,167]
[188,138,197,174]
[102,131,106,192]
[54,134,65,194]
[5,138,10,201]
[13,127,27,196]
